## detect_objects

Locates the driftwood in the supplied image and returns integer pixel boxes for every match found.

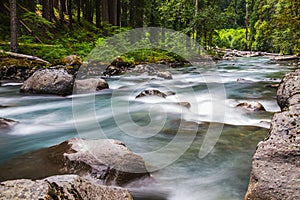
[272,55,299,61]
[0,50,50,65]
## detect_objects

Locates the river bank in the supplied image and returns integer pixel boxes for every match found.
[245,69,300,199]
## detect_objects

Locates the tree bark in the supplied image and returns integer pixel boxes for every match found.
[42,0,51,21]
[59,0,65,25]
[102,0,109,23]
[68,0,72,31]
[95,0,101,28]
[10,0,18,53]
[76,0,80,23]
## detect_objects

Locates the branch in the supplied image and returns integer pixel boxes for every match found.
[0,50,50,65]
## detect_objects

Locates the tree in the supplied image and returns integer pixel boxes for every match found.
[10,0,18,52]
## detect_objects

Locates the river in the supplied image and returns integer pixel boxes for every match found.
[0,57,296,199]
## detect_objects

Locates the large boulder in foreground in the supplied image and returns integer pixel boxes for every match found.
[0,175,133,200]
[245,70,300,200]
[20,68,74,96]
[0,138,149,186]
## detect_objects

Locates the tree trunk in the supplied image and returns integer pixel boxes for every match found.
[76,0,80,23]
[121,0,128,27]
[59,0,65,25]
[95,0,101,28]
[102,0,109,23]
[68,0,72,31]
[42,0,51,21]
[10,0,18,52]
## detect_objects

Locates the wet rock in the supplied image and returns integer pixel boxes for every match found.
[0,117,18,130]
[265,83,280,88]
[103,57,133,76]
[237,78,254,83]
[74,78,109,94]
[20,68,74,96]
[129,64,172,80]
[0,138,150,186]
[236,101,266,111]
[0,65,39,81]
[0,175,133,200]
[176,102,191,109]
[245,105,300,200]
[136,89,175,99]
[245,69,300,200]
[277,69,300,110]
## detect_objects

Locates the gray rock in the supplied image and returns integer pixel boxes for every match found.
[20,68,74,96]
[129,64,172,79]
[236,101,266,111]
[0,138,149,186]
[0,175,133,200]
[0,117,18,130]
[74,78,109,94]
[277,69,300,110]
[136,89,175,99]
[245,69,300,200]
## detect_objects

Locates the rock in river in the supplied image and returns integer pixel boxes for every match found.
[0,174,133,200]
[74,78,109,94]
[277,69,300,110]
[20,68,74,96]
[236,101,266,111]
[245,69,300,200]
[0,117,18,130]
[0,138,150,186]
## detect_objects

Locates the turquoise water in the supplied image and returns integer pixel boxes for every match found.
[0,57,296,199]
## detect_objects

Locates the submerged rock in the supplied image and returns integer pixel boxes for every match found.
[245,69,300,200]
[0,138,149,186]
[20,68,74,96]
[136,89,175,99]
[0,117,18,130]
[74,78,109,94]
[0,175,133,200]
[236,101,266,111]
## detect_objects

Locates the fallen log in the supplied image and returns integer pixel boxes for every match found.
[0,50,50,65]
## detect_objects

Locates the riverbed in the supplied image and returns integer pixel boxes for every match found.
[0,57,296,200]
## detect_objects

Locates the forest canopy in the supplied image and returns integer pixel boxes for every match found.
[1,0,299,61]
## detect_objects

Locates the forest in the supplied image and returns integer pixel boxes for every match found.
[0,0,299,62]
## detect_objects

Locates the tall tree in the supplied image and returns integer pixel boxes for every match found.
[10,0,18,52]
[95,0,101,28]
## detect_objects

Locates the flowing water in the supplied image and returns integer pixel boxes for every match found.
[0,57,296,199]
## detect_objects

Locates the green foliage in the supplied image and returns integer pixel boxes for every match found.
[213,28,248,50]
[250,0,300,54]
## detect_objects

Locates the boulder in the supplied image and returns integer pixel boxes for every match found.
[277,69,300,110]
[129,64,172,80]
[0,138,150,186]
[245,69,300,200]
[0,117,18,130]
[61,55,83,67]
[20,68,74,96]
[0,175,133,200]
[74,78,109,94]
[136,89,175,99]
[236,101,266,111]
